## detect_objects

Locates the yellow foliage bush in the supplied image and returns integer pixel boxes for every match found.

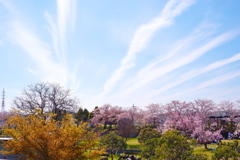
[2,113,105,160]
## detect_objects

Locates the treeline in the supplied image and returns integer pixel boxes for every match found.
[5,82,240,159]
[12,82,240,146]
[89,100,240,147]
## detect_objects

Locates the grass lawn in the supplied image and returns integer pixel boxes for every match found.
[193,143,217,159]
[105,138,141,160]
[193,140,240,159]
[126,138,141,149]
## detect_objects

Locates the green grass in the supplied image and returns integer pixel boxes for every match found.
[193,140,240,160]
[126,138,141,149]
[193,143,217,159]
[103,138,141,160]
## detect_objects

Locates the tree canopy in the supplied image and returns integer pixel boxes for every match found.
[212,140,240,160]
[155,130,193,160]
[137,127,161,144]
[2,112,105,160]
[100,131,127,160]
[75,108,90,123]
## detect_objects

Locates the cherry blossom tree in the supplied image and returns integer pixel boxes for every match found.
[218,100,239,124]
[144,103,165,128]
[117,114,135,140]
[163,100,196,135]
[191,117,222,149]
[126,105,143,125]
[162,99,222,148]
[190,99,222,149]
[116,105,143,138]
[217,100,240,136]
[191,99,216,122]
[115,105,144,128]
[91,104,123,129]
[237,100,240,105]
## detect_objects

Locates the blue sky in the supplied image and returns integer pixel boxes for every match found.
[0,0,240,111]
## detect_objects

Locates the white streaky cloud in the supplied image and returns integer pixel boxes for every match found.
[118,30,240,97]
[0,0,19,16]
[68,66,81,93]
[165,71,240,100]
[119,22,219,92]
[9,21,69,85]
[161,0,196,19]
[144,53,240,100]
[208,86,240,102]
[57,0,76,34]
[192,71,240,91]
[45,12,61,63]
[44,0,76,65]
[27,68,37,76]
[101,0,196,95]
[57,0,76,64]
[3,0,80,90]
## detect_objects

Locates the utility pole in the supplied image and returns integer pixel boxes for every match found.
[2,89,5,112]
[132,104,136,108]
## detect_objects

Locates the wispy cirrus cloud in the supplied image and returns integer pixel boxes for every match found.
[143,53,240,101]
[118,29,240,97]
[164,71,240,100]
[3,0,79,89]
[101,0,196,95]
[45,0,76,64]
[118,23,218,91]
[57,0,76,39]
[9,21,69,84]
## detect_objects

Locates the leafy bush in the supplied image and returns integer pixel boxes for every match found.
[141,138,161,159]
[212,140,240,160]
[186,153,207,160]
[141,130,208,160]
[154,130,193,160]
[100,131,127,160]
[137,127,161,144]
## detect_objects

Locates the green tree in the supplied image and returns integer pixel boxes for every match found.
[137,127,161,144]
[186,154,208,160]
[212,146,239,160]
[154,130,193,160]
[100,131,127,160]
[141,138,161,159]
[75,108,89,122]
[212,141,240,160]
[141,131,207,160]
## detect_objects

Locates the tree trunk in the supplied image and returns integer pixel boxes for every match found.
[204,143,208,150]
[111,153,113,160]
[104,123,107,129]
